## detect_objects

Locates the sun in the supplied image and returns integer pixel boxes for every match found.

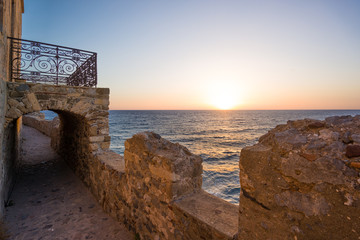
[211,93,237,110]
[206,81,243,110]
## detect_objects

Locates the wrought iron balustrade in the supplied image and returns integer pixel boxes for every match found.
[9,37,97,87]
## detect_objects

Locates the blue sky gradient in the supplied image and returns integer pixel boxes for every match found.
[22,0,360,109]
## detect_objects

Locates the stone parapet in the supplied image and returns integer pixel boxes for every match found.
[22,113,61,153]
[22,113,59,137]
[173,191,238,240]
[124,132,203,200]
[123,132,203,239]
[238,116,360,239]
[79,132,238,240]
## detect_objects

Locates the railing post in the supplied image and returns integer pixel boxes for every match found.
[9,38,13,82]
[95,53,97,87]
[56,46,59,85]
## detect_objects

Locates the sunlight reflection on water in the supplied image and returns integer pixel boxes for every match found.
[108,110,360,204]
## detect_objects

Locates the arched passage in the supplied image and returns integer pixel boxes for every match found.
[2,82,110,216]
[5,112,132,239]
[2,83,134,238]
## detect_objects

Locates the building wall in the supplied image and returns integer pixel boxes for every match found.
[0,0,24,82]
[0,0,24,217]
[0,79,7,217]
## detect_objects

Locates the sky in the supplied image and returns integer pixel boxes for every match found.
[22,0,360,110]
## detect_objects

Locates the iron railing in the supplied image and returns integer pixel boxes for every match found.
[9,37,97,87]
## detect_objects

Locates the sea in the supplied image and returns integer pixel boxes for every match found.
[44,110,360,204]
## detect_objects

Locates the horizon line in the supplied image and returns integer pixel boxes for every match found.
[109,109,360,111]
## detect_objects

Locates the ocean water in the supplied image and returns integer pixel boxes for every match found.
[109,110,360,204]
[42,110,360,204]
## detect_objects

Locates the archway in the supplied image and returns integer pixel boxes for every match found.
[1,83,134,238]
[3,82,111,208]
[4,110,132,239]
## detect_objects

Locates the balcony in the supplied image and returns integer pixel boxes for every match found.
[8,37,97,87]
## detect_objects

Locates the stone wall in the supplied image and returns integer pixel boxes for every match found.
[0,116,21,217]
[238,116,360,239]
[0,78,8,216]
[0,0,23,218]
[123,132,202,239]
[0,78,21,217]
[22,112,60,149]
[84,132,238,240]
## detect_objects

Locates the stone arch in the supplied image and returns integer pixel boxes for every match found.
[5,82,110,152]
[4,82,110,190]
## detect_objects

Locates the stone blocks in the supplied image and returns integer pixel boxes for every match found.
[239,116,360,240]
[123,132,203,238]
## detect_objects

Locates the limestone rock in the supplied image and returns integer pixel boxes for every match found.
[274,191,330,216]
[307,121,325,129]
[26,92,41,111]
[351,134,360,143]
[346,144,360,158]
[239,115,360,240]
[15,84,30,92]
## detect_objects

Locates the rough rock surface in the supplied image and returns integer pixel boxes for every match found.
[239,115,360,240]
[123,132,203,239]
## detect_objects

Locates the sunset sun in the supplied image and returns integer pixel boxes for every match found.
[207,81,243,110]
[211,93,237,110]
